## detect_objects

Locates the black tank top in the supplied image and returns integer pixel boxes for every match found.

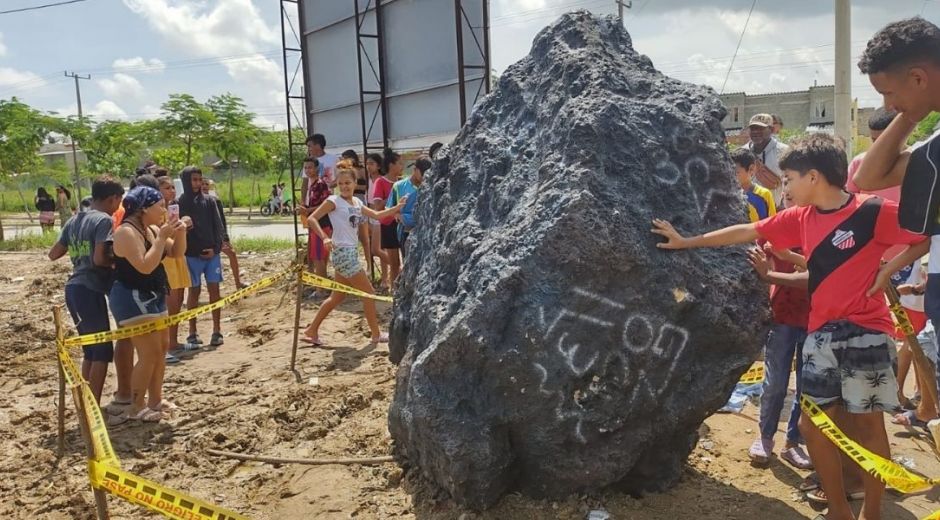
[114,221,168,294]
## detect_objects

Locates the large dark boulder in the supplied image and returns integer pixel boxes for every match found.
[388,10,769,510]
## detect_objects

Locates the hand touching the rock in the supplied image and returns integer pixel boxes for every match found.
[747,247,771,281]
[651,219,690,249]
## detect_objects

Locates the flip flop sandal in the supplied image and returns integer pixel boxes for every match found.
[300,336,323,346]
[371,333,389,344]
[106,413,130,427]
[152,400,178,412]
[805,487,865,504]
[125,407,162,423]
[210,332,224,347]
[186,334,203,345]
[892,410,930,433]
[103,400,132,416]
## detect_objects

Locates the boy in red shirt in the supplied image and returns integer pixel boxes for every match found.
[653,134,926,520]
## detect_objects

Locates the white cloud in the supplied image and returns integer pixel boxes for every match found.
[112,56,166,73]
[224,55,281,86]
[0,67,46,89]
[122,0,278,56]
[97,73,145,100]
[0,33,7,57]
[121,0,282,113]
[92,100,129,120]
[53,100,128,120]
[716,9,777,37]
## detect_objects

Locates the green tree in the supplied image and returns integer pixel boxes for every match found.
[82,120,147,176]
[909,112,940,145]
[156,94,214,165]
[0,98,55,240]
[205,93,257,212]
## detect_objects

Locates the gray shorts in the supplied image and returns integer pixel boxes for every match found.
[801,320,900,414]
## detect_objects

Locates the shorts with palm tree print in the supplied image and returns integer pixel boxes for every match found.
[801,320,900,414]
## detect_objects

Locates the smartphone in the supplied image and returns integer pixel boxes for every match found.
[168,204,180,222]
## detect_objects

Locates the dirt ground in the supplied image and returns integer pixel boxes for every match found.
[2,250,940,520]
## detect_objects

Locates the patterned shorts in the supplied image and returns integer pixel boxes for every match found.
[801,320,900,414]
[332,246,362,278]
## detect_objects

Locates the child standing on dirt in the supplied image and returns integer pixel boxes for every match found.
[741,181,812,470]
[302,160,408,346]
[48,176,124,405]
[652,134,927,520]
[158,176,196,359]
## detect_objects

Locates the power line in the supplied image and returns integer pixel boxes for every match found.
[0,0,86,15]
[720,0,758,94]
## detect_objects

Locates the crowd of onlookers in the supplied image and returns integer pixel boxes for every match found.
[655,16,940,520]
[50,132,438,425]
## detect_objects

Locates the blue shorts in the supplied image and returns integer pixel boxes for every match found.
[65,284,113,362]
[186,254,223,287]
[109,281,167,327]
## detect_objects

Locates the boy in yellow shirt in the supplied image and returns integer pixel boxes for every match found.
[733,148,777,222]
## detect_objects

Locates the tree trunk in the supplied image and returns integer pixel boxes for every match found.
[248,176,255,221]
[16,186,33,222]
[0,211,5,242]
[228,163,235,215]
[185,137,192,165]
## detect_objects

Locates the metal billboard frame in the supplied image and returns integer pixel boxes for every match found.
[296,0,491,155]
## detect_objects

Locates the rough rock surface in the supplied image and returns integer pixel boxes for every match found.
[388,11,769,510]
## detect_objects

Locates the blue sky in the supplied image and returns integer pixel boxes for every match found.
[0,0,938,128]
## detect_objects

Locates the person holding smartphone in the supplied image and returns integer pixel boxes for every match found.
[178,166,226,348]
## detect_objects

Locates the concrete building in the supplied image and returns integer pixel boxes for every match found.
[38,142,85,170]
[720,85,871,141]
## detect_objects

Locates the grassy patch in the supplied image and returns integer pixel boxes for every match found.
[0,231,59,251]
[231,235,297,253]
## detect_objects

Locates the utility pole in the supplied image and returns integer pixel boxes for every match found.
[616,0,631,23]
[834,0,852,157]
[64,71,90,200]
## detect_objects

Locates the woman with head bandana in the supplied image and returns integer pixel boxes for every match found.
[109,186,188,422]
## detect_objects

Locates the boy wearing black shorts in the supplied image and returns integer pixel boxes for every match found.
[653,134,926,520]
[48,176,124,404]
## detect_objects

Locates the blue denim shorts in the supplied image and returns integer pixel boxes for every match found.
[109,281,167,327]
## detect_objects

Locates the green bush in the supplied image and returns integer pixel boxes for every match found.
[230,236,297,253]
[0,231,59,251]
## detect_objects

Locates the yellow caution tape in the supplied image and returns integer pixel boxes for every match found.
[78,382,120,467]
[89,460,250,520]
[738,364,765,384]
[890,299,918,337]
[923,510,940,520]
[64,266,299,348]
[57,339,121,467]
[301,271,393,302]
[57,339,83,386]
[800,394,939,493]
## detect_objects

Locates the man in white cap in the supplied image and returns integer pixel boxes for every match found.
[743,113,790,205]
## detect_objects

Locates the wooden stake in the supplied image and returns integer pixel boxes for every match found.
[206,448,394,466]
[73,386,111,520]
[53,307,66,456]
[886,284,940,416]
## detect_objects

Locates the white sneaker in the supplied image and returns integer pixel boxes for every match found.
[928,419,940,452]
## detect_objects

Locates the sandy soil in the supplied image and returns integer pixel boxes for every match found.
[1,250,939,519]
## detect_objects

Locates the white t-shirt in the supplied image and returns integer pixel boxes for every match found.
[899,257,927,312]
[328,195,363,247]
[317,153,338,185]
[745,137,790,205]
